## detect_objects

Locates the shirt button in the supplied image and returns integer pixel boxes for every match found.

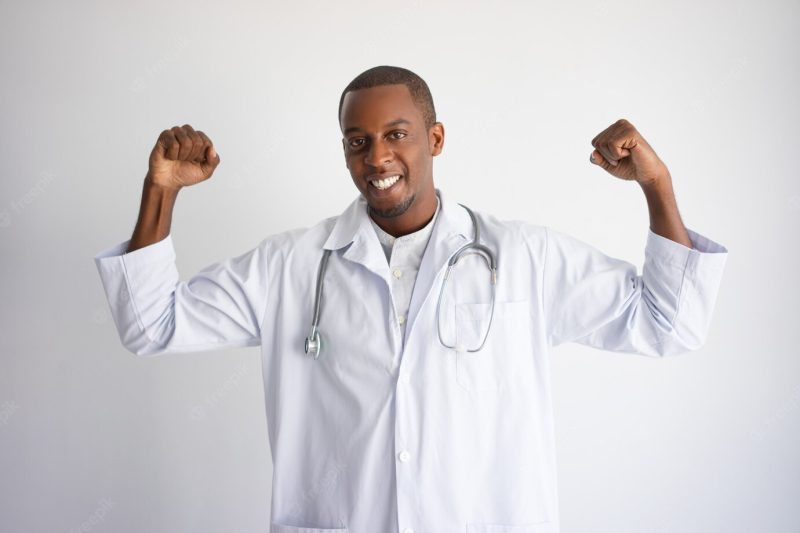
[399,373,410,385]
[392,268,403,279]
[398,315,406,325]
[398,450,411,462]
[403,529,414,533]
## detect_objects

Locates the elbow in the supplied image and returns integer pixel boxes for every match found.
[117,319,173,358]
[126,343,168,358]
[651,322,710,357]
[641,291,712,357]
[121,336,169,358]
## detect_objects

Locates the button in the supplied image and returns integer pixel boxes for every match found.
[398,315,406,325]
[403,529,414,533]
[398,450,410,462]
[392,268,403,279]
[399,373,410,385]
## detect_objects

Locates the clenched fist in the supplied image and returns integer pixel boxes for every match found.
[147,124,221,190]
[589,118,669,187]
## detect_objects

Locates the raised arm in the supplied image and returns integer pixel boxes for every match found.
[94,125,269,357]
[534,119,728,356]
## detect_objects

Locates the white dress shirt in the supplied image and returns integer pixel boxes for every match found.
[368,194,440,344]
[93,188,729,533]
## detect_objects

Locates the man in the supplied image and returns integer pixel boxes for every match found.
[95,65,728,533]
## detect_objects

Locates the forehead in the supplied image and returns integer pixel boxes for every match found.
[340,84,423,133]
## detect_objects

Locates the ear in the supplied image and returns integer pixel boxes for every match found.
[429,122,445,156]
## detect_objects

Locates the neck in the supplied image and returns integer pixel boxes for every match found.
[369,187,438,238]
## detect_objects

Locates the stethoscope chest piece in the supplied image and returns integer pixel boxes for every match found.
[305,330,321,359]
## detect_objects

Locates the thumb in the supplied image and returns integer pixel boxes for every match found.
[201,144,221,173]
[589,149,614,171]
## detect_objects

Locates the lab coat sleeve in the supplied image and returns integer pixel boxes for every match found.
[541,226,728,356]
[93,234,269,357]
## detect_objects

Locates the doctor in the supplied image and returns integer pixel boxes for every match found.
[94,65,728,533]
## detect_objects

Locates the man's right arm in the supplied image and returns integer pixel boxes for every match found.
[93,125,270,357]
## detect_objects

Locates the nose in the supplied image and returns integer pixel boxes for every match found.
[364,138,393,167]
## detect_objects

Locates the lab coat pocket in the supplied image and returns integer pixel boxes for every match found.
[270,523,348,533]
[454,300,529,392]
[466,521,553,533]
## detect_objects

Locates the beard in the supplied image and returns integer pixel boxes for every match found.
[367,191,416,219]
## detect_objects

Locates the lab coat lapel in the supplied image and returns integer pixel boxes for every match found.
[404,189,471,345]
[322,194,390,282]
[322,189,472,339]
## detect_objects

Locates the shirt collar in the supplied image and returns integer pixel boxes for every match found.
[322,187,471,252]
[368,194,440,250]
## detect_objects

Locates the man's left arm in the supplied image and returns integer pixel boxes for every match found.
[537,119,729,356]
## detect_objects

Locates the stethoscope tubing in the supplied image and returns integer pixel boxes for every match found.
[304,204,497,359]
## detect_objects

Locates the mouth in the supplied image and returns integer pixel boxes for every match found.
[367,174,403,194]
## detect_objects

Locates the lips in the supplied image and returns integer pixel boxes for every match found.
[367,172,402,181]
[367,172,403,192]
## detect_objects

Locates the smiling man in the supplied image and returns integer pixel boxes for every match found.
[94,65,729,532]
[339,77,442,236]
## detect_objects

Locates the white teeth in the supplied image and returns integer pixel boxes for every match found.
[371,175,400,190]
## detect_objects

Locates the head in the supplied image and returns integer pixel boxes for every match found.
[338,66,444,233]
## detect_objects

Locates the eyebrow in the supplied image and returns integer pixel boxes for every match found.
[343,118,411,136]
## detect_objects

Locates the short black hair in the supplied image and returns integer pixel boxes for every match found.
[338,65,437,130]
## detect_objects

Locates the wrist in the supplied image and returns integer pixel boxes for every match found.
[144,173,182,196]
[638,173,673,198]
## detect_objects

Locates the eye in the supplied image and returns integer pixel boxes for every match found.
[390,131,407,139]
[348,138,365,148]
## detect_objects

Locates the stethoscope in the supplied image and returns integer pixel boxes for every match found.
[304,204,497,359]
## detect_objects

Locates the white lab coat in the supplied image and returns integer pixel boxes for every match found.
[94,187,729,533]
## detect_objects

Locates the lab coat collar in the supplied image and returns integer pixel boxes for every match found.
[322,187,473,349]
[322,187,472,251]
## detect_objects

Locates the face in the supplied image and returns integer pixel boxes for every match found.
[340,84,444,222]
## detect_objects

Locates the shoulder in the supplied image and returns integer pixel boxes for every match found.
[466,206,548,251]
[260,215,338,258]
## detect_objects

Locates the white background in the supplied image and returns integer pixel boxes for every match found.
[1,0,798,531]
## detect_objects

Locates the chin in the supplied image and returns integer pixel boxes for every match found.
[368,192,415,219]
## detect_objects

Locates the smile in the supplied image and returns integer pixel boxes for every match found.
[369,175,401,190]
